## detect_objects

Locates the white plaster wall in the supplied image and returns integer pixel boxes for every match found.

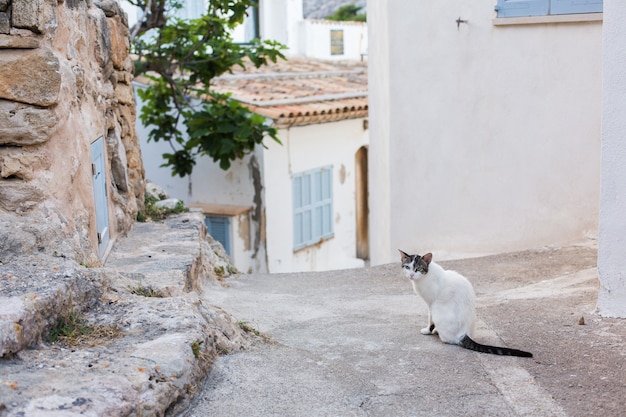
[369,0,602,264]
[299,20,367,60]
[598,0,626,318]
[367,0,391,266]
[260,0,303,53]
[263,119,369,272]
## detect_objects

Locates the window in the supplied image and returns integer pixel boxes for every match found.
[330,30,344,56]
[495,0,602,18]
[205,215,231,256]
[293,166,334,250]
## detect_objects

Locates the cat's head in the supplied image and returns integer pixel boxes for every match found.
[399,250,432,280]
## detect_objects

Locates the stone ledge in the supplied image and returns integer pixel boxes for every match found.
[0,212,250,417]
[0,257,103,356]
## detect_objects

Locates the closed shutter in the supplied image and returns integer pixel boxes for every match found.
[91,137,110,258]
[320,167,333,237]
[292,166,334,250]
[495,0,549,17]
[550,0,602,15]
[205,216,231,256]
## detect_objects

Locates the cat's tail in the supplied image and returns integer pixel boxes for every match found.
[460,335,533,358]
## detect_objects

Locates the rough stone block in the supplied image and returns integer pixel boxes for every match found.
[0,12,9,34]
[0,34,40,48]
[106,130,130,193]
[0,101,60,145]
[0,179,45,212]
[106,16,129,70]
[94,0,120,17]
[0,149,51,181]
[0,48,61,106]
[12,0,45,33]
[114,83,134,105]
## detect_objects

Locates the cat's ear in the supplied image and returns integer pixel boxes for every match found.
[422,253,433,265]
[398,249,411,262]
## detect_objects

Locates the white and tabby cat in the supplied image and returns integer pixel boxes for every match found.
[399,250,532,358]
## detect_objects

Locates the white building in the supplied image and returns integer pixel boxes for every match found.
[131,0,370,273]
[368,0,602,263]
[369,0,626,317]
[122,0,367,61]
[137,58,369,273]
[598,0,626,318]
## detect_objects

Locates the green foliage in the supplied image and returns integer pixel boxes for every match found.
[49,308,93,344]
[238,321,271,342]
[48,294,121,347]
[131,0,286,177]
[326,4,366,22]
[128,284,164,298]
[214,264,239,277]
[190,340,203,358]
[137,194,189,222]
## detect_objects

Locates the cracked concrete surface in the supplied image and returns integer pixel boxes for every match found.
[185,243,626,417]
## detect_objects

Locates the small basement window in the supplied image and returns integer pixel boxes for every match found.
[205,216,231,256]
[189,204,252,258]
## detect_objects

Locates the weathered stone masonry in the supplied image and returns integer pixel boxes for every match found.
[0,0,144,264]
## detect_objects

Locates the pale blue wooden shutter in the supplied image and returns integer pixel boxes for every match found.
[91,137,110,258]
[293,166,334,250]
[495,0,549,17]
[550,0,602,14]
[321,167,333,237]
[301,174,312,245]
[313,170,323,239]
[293,173,313,249]
[205,216,231,256]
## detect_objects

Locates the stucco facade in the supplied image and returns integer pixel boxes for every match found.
[598,0,626,318]
[368,0,602,264]
[263,119,368,272]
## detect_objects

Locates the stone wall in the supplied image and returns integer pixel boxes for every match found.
[0,0,144,265]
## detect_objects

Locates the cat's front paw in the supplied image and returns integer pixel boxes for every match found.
[420,323,436,335]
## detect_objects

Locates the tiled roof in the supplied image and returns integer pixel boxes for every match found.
[211,57,368,127]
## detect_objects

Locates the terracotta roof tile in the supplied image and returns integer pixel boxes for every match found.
[212,57,368,127]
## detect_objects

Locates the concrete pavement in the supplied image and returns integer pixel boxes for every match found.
[184,243,626,417]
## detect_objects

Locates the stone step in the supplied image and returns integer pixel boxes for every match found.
[0,257,103,357]
[0,211,250,416]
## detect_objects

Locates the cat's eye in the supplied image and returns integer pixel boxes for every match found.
[403,265,409,269]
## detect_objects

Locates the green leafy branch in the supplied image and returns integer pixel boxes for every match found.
[132,0,286,177]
